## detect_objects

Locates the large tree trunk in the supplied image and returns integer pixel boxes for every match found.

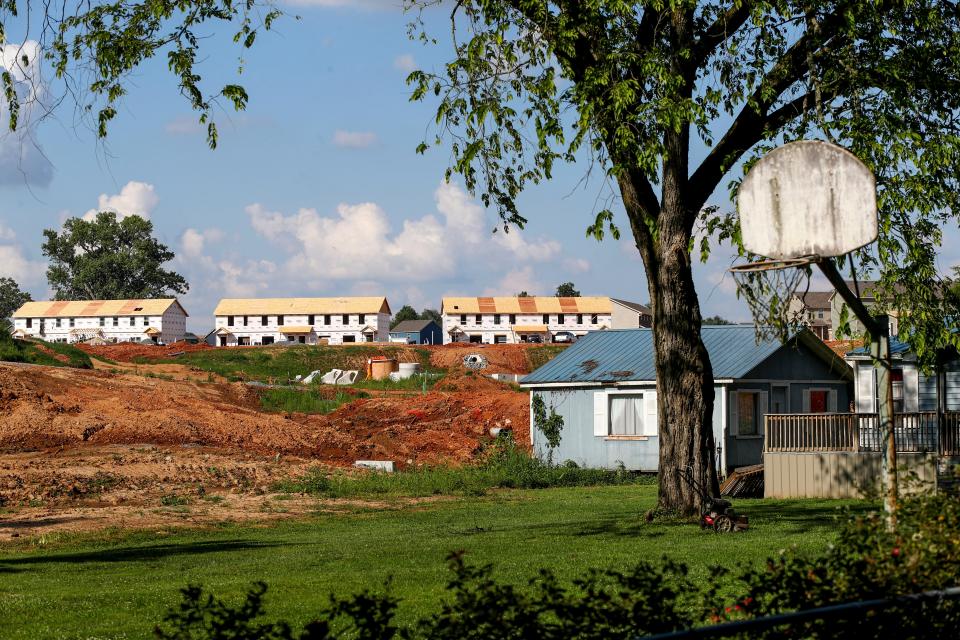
[650,219,720,515]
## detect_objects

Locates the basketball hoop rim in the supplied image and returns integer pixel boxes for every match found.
[728,255,821,273]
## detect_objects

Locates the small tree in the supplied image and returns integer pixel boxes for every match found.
[555,283,580,298]
[702,316,734,326]
[531,393,564,465]
[391,305,419,329]
[419,308,442,325]
[42,213,188,300]
[517,291,530,297]
[0,277,32,332]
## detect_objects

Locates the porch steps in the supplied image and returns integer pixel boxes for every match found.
[720,464,764,498]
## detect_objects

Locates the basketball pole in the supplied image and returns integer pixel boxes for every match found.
[817,258,898,527]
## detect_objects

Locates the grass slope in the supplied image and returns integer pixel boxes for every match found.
[0,486,867,639]
[525,345,567,372]
[148,345,433,383]
[0,337,92,369]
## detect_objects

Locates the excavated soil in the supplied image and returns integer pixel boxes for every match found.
[0,363,528,537]
[428,344,536,374]
[77,340,215,362]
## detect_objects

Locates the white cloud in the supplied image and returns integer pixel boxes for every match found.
[484,267,543,297]
[565,258,591,273]
[393,54,417,73]
[245,182,571,287]
[84,181,159,221]
[0,41,54,188]
[180,227,225,259]
[0,220,45,286]
[332,130,378,149]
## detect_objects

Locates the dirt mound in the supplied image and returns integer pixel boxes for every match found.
[0,363,528,467]
[429,344,534,374]
[78,341,214,362]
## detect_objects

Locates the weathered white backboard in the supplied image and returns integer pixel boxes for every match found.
[738,140,878,259]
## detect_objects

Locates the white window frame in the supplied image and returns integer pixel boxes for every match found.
[594,388,658,439]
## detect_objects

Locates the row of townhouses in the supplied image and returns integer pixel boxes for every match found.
[11,295,653,346]
[788,280,898,341]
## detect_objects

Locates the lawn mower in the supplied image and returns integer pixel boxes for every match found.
[677,466,749,533]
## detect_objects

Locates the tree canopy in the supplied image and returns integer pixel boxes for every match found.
[391,305,420,328]
[555,282,580,297]
[701,316,733,326]
[42,213,189,300]
[0,277,31,331]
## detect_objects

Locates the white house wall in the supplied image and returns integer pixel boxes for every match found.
[214,312,389,346]
[12,307,186,344]
[442,313,613,345]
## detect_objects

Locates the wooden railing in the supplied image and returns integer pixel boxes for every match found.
[766,412,960,454]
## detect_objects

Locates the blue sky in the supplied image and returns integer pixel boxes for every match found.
[2,1,956,333]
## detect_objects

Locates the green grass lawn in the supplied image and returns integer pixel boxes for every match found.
[0,485,869,639]
[0,336,92,369]
[145,345,434,383]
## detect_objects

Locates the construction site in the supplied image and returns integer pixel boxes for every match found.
[0,342,557,538]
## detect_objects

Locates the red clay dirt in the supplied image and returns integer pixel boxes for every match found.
[0,362,529,537]
[77,340,214,362]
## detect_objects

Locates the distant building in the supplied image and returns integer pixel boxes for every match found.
[212,297,391,346]
[830,281,899,338]
[11,299,188,344]
[787,291,833,340]
[440,296,619,344]
[388,319,442,345]
[611,298,653,328]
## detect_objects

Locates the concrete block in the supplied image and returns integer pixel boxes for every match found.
[354,460,395,472]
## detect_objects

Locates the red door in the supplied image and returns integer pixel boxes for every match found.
[810,390,828,413]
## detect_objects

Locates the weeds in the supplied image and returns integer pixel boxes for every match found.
[274,436,648,499]
[160,494,191,507]
[259,388,369,414]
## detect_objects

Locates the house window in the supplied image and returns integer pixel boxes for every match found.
[227,316,235,326]
[542,314,549,324]
[558,314,565,324]
[609,395,644,436]
[737,393,759,436]
[113,317,119,327]
[342,314,349,325]
[509,314,516,324]
[99,317,105,327]
[261,315,268,325]
[891,369,904,412]
[242,316,248,327]
[70,317,75,328]
[324,315,331,325]
[359,314,365,324]
[308,315,315,325]
[343,335,356,343]
[56,318,62,328]
[26,318,32,328]
[475,314,482,324]
[460,314,467,324]
[577,314,583,325]
[591,314,599,324]
[494,314,501,325]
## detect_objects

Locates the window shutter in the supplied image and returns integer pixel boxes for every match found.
[802,389,811,413]
[903,366,919,412]
[758,391,769,435]
[856,365,876,413]
[728,390,739,436]
[593,391,608,436]
[643,390,658,436]
[828,389,838,412]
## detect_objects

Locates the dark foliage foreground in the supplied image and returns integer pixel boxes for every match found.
[155,494,960,639]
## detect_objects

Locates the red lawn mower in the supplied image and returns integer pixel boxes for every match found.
[678,466,749,533]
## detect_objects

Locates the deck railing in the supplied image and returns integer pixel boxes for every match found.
[765,412,960,454]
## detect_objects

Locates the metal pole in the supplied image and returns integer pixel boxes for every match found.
[816,259,897,525]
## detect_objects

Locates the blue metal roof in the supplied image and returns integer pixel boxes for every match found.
[521,326,801,385]
[847,337,913,357]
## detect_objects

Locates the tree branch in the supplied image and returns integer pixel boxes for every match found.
[691,0,757,69]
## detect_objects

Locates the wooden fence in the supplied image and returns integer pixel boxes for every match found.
[765,412,960,455]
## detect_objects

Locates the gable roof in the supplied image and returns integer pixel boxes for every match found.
[610,298,652,314]
[389,319,438,333]
[846,337,914,358]
[521,326,849,385]
[13,298,187,318]
[796,291,833,309]
[441,296,611,314]
[213,297,390,316]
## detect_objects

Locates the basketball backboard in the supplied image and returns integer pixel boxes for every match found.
[737,140,878,259]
